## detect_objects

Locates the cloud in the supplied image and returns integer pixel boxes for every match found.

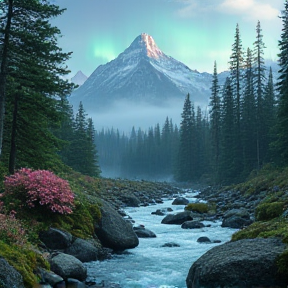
[219,0,279,21]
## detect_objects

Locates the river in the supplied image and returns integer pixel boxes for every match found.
[85,189,237,288]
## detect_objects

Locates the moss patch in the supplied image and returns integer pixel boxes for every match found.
[185,203,209,213]
[256,202,286,221]
[0,241,49,288]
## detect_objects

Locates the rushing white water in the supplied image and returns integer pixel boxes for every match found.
[85,190,237,288]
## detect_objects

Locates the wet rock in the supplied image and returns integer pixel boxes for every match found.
[197,236,211,243]
[172,197,189,205]
[133,226,156,238]
[161,211,193,225]
[120,194,141,207]
[65,238,98,262]
[181,221,205,229]
[221,208,253,229]
[95,200,139,250]
[39,228,73,250]
[186,238,287,288]
[151,208,173,216]
[49,253,87,281]
[0,257,25,288]
[161,242,180,247]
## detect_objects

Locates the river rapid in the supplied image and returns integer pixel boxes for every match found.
[85,190,237,288]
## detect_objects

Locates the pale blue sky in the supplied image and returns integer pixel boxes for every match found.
[52,0,283,77]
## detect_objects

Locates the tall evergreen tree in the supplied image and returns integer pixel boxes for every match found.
[253,20,267,168]
[276,0,288,165]
[209,61,221,180]
[229,23,244,174]
[176,93,193,181]
[219,78,236,183]
[0,0,75,173]
[242,47,257,175]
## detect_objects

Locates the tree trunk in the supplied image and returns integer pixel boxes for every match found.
[0,0,13,157]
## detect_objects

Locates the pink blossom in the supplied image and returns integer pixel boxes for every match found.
[4,168,75,214]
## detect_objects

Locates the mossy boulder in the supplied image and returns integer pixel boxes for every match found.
[256,201,286,221]
[185,203,209,214]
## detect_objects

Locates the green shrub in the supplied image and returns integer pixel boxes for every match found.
[185,203,209,213]
[256,202,285,221]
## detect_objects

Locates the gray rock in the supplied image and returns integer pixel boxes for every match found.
[133,226,156,238]
[196,236,211,243]
[161,211,193,225]
[49,253,87,281]
[65,238,98,262]
[181,221,205,229]
[221,208,253,229]
[95,200,139,250]
[172,197,189,205]
[151,208,173,216]
[66,278,86,288]
[186,238,287,288]
[37,268,63,287]
[39,228,73,250]
[120,194,141,207]
[161,242,180,247]
[0,257,25,288]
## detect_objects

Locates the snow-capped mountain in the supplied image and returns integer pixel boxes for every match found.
[69,33,216,111]
[71,70,88,86]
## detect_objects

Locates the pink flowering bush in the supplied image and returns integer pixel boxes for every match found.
[4,168,75,214]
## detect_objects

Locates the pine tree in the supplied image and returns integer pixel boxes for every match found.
[176,93,193,181]
[229,23,244,174]
[276,0,288,165]
[219,78,236,183]
[241,48,257,175]
[209,61,221,180]
[0,0,75,172]
[253,20,267,168]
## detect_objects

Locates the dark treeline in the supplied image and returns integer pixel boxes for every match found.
[0,0,100,177]
[96,118,179,180]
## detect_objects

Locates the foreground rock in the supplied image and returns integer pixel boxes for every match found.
[172,196,189,205]
[161,211,193,225]
[133,226,156,238]
[95,200,139,250]
[221,208,253,229]
[49,253,87,281]
[186,237,287,288]
[0,258,25,288]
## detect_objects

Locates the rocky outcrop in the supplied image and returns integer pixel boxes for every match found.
[0,257,25,288]
[181,221,205,229]
[186,237,287,288]
[133,226,156,238]
[39,228,73,250]
[221,208,253,229]
[65,238,98,262]
[49,253,87,281]
[161,211,193,225]
[172,196,189,205]
[95,200,139,250]
[120,194,141,207]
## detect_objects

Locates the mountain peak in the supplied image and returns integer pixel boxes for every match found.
[128,33,164,59]
[71,70,88,86]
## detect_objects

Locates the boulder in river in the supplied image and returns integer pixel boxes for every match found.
[161,211,193,225]
[172,197,189,205]
[49,253,87,281]
[161,242,180,247]
[65,238,98,262]
[181,221,205,229]
[133,226,156,238]
[186,237,287,288]
[95,200,139,250]
[196,236,211,243]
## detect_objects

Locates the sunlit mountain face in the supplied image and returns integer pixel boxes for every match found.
[69,33,218,112]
